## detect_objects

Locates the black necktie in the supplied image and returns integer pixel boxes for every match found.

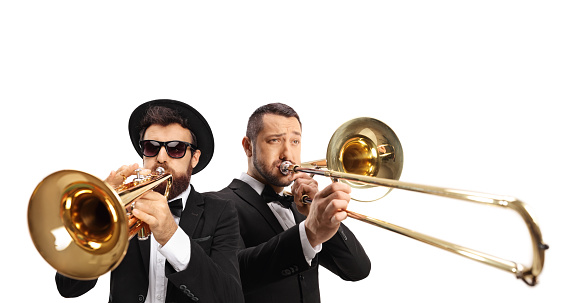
[261,184,294,209]
[168,198,183,217]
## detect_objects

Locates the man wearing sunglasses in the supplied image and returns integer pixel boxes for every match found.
[55,99,244,303]
[208,103,370,303]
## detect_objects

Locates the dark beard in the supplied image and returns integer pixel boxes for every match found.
[253,151,292,188]
[152,164,192,200]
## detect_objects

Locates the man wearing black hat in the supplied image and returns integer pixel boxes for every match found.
[208,103,370,303]
[55,99,244,303]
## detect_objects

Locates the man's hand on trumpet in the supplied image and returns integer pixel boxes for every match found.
[105,163,177,246]
[105,163,149,187]
[131,191,178,246]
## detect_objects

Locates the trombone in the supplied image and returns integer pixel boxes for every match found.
[28,167,172,280]
[281,117,547,286]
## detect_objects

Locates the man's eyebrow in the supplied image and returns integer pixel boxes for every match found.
[267,130,301,138]
[266,132,286,138]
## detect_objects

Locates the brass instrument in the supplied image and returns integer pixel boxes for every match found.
[281,117,547,286]
[28,167,172,280]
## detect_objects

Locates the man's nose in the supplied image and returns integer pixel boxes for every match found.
[279,142,293,160]
[156,146,170,162]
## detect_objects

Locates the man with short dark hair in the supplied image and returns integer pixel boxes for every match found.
[210,103,370,303]
[56,99,244,303]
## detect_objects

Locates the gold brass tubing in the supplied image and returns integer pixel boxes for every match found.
[346,210,521,278]
[285,163,547,286]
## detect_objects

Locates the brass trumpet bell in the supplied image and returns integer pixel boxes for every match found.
[28,170,128,280]
[28,169,171,280]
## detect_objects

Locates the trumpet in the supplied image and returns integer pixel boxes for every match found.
[281,117,547,286]
[28,167,172,280]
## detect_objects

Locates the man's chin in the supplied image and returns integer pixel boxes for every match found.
[272,174,294,188]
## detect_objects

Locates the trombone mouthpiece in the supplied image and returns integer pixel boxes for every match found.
[280,161,293,175]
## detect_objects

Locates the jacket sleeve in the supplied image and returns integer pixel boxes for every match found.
[318,223,371,281]
[55,273,97,298]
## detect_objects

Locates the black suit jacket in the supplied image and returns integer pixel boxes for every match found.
[56,186,244,303]
[207,179,371,303]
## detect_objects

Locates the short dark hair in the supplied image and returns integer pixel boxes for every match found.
[139,105,197,145]
[246,103,301,144]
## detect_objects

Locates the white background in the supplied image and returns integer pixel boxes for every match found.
[1,1,570,302]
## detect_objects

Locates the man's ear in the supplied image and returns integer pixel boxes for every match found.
[242,136,253,157]
[191,150,201,168]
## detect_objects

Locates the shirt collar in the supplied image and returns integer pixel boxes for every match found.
[238,172,266,196]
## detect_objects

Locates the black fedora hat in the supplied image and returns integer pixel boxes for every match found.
[128,99,214,175]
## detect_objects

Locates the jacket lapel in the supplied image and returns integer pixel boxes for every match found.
[228,179,284,234]
[179,185,204,236]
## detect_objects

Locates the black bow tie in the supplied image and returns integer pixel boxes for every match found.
[168,198,183,217]
[261,184,294,209]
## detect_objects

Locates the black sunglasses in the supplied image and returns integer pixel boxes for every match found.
[139,140,197,159]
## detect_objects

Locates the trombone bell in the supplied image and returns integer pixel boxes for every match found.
[326,117,403,201]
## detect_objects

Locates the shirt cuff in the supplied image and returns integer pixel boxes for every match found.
[299,220,322,265]
[158,226,191,272]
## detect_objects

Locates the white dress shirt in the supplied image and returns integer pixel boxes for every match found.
[238,173,322,265]
[145,185,192,303]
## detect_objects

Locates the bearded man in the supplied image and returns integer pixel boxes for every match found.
[55,99,244,303]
